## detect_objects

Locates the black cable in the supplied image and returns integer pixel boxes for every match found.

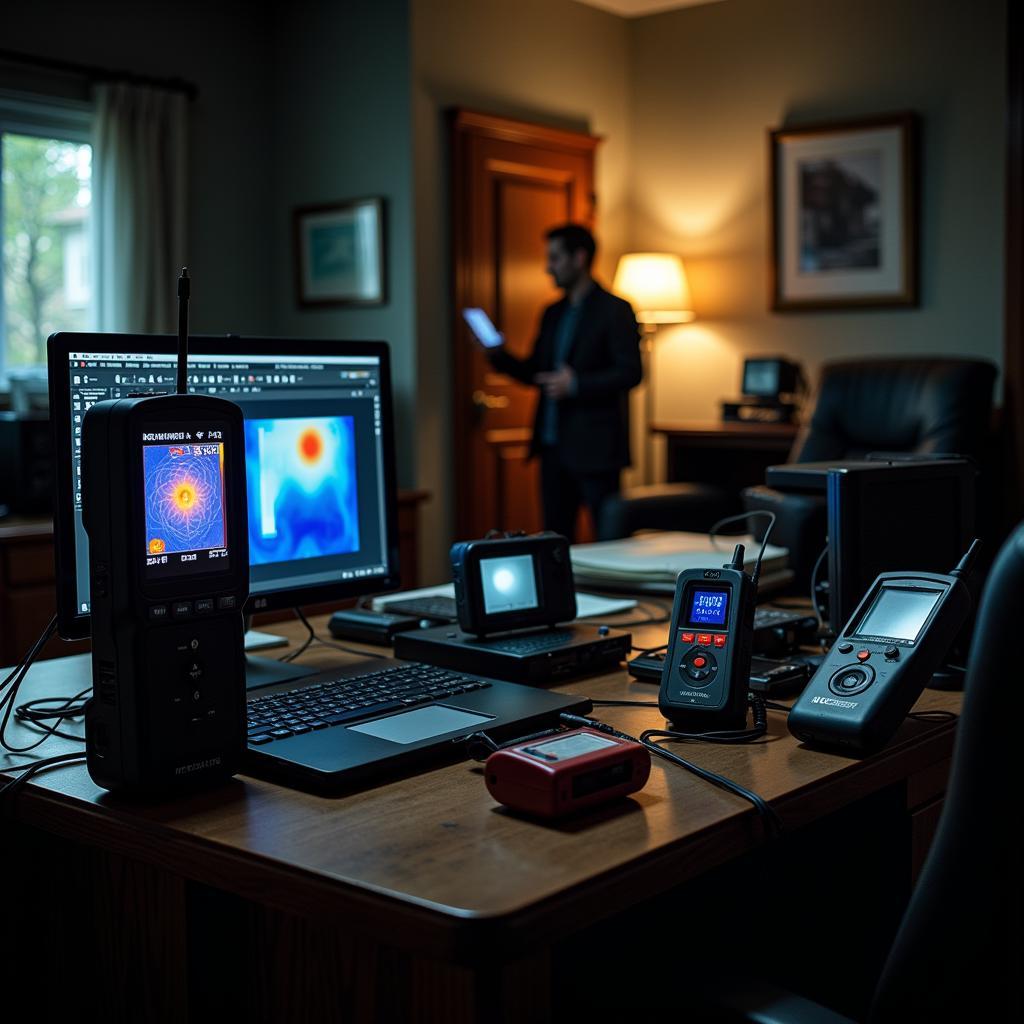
[0,615,65,754]
[0,752,87,803]
[640,693,769,745]
[809,544,829,632]
[707,510,777,585]
[907,710,959,723]
[283,607,387,663]
[591,700,660,708]
[600,598,673,629]
[15,687,90,741]
[559,711,782,840]
[763,699,792,715]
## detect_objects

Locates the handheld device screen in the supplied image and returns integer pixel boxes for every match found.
[462,307,503,348]
[480,553,538,615]
[687,587,729,627]
[142,428,230,579]
[854,585,943,642]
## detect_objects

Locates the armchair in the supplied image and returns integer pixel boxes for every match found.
[743,357,997,588]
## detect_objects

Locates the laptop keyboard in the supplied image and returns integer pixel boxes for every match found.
[482,629,576,654]
[380,596,459,621]
[246,664,491,745]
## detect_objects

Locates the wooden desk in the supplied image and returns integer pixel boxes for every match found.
[652,420,799,491]
[1,614,959,1022]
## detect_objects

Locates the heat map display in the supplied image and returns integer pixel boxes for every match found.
[244,416,359,565]
[143,443,228,557]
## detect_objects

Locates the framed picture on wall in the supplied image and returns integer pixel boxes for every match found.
[293,196,386,306]
[768,113,918,311]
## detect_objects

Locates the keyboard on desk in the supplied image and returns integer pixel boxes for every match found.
[380,596,459,621]
[246,664,491,745]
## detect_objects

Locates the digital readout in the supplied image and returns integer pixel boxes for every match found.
[687,588,729,627]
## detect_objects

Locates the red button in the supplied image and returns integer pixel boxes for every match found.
[681,632,695,643]
[713,634,727,648]
[693,656,707,668]
[857,650,871,662]
[697,633,713,646]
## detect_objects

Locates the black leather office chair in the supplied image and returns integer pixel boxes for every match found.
[743,357,997,587]
[696,519,1024,1022]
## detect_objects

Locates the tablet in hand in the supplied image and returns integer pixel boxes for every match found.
[462,308,503,348]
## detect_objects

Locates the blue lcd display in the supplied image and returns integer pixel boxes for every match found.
[688,588,729,627]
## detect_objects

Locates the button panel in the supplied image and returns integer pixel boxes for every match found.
[828,663,875,696]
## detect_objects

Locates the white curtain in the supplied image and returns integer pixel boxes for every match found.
[90,82,187,332]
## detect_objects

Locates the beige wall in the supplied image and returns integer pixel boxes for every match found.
[628,0,1005,475]
[412,0,633,581]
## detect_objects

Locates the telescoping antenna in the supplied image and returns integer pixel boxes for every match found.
[176,267,190,395]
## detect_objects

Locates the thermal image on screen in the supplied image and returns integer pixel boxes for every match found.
[244,416,359,565]
[143,443,227,554]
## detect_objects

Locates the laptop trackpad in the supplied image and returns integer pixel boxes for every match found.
[348,705,494,745]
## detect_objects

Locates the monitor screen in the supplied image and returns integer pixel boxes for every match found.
[49,334,400,640]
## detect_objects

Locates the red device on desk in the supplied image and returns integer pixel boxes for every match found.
[485,727,650,818]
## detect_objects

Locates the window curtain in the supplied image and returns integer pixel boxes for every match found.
[90,82,187,332]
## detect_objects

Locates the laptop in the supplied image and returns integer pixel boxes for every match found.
[243,657,592,791]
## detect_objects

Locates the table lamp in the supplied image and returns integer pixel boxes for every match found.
[612,252,695,482]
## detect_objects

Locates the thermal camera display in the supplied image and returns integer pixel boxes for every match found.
[244,415,359,565]
[143,443,227,555]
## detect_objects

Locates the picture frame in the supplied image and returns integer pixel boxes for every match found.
[293,196,386,307]
[768,113,918,311]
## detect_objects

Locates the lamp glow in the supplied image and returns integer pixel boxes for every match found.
[612,252,695,324]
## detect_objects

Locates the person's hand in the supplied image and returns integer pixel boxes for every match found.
[534,366,576,400]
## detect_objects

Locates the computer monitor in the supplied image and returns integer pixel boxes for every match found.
[47,333,401,686]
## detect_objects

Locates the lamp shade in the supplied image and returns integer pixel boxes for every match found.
[612,252,695,324]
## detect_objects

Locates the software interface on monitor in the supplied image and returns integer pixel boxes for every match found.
[65,348,390,615]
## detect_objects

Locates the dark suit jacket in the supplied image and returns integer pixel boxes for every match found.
[488,282,641,475]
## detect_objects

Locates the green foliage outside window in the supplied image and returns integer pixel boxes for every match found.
[2,133,91,368]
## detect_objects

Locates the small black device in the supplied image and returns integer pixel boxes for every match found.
[80,269,249,793]
[748,656,810,696]
[0,412,52,513]
[327,607,423,645]
[393,622,631,686]
[721,357,802,424]
[788,541,979,755]
[450,531,575,636]
[658,543,759,729]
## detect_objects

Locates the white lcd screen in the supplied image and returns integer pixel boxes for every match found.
[480,553,538,615]
[855,586,943,642]
[522,732,617,762]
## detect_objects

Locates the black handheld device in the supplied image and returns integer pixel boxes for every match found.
[450,532,575,636]
[658,543,758,730]
[82,269,250,793]
[787,540,979,755]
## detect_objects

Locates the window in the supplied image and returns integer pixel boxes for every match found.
[1,94,92,384]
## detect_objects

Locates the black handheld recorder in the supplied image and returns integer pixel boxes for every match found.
[787,542,978,755]
[659,548,757,730]
[82,271,249,793]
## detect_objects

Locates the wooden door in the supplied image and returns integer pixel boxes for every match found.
[451,110,599,541]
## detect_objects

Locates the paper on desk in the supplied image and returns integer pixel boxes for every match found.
[570,531,788,585]
[372,583,637,618]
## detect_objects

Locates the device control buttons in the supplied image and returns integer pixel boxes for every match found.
[680,632,695,643]
[884,646,900,660]
[696,633,713,647]
[149,604,169,622]
[713,634,727,648]
[195,598,214,614]
[837,642,854,654]
[172,600,193,619]
[217,595,237,610]
[828,664,875,697]
[679,649,718,685]
[856,650,871,662]
[184,659,204,684]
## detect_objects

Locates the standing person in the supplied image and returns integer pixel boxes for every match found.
[485,224,641,542]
